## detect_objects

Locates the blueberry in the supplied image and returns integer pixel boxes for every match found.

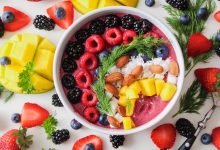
[11,113,21,123]
[0,57,11,66]
[155,45,169,59]
[215,33,220,42]
[98,50,109,61]
[2,11,14,23]
[201,133,212,145]
[141,54,150,62]
[129,49,139,58]
[197,7,209,20]
[94,67,99,78]
[180,15,190,25]
[70,119,82,130]
[98,114,109,126]
[55,7,66,19]
[85,143,95,150]
[145,0,155,7]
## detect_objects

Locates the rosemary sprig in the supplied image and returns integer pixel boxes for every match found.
[42,115,58,139]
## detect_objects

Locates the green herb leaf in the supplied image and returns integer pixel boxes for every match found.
[42,148,56,150]
[42,115,58,139]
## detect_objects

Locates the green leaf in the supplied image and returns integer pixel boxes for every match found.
[14,127,33,150]
[42,115,58,139]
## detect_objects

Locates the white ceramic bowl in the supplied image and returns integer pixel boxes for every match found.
[54,6,185,135]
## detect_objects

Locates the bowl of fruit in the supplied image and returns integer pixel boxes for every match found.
[54,6,185,135]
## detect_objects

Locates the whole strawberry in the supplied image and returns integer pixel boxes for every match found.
[212,127,220,149]
[0,129,19,150]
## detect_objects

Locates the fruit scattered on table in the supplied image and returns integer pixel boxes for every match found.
[212,127,220,149]
[214,11,220,22]
[155,45,169,59]
[201,133,212,145]
[71,119,83,130]
[109,135,125,149]
[51,129,70,144]
[180,15,190,25]
[145,0,155,7]
[175,118,196,138]
[11,113,21,123]
[2,11,14,23]
[197,7,209,20]
[0,129,19,150]
[216,33,220,43]
[166,0,188,10]
[33,15,55,31]
[52,93,63,107]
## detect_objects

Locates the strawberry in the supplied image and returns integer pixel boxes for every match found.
[73,135,103,150]
[187,33,212,57]
[151,124,176,149]
[214,11,220,23]
[0,129,19,150]
[3,6,30,31]
[195,68,220,92]
[212,127,220,150]
[21,102,49,128]
[47,1,74,29]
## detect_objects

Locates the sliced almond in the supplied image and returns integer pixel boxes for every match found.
[115,55,129,68]
[117,106,126,117]
[149,65,164,74]
[105,83,119,97]
[105,72,123,83]
[122,74,135,86]
[107,116,121,128]
[131,65,143,79]
[169,61,179,77]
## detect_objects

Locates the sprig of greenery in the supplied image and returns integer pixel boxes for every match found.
[42,115,58,139]
[14,127,33,150]
[42,148,56,150]
[0,83,14,102]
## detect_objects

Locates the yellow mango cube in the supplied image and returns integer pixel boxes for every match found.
[119,86,128,96]
[123,117,135,130]
[71,0,99,14]
[125,87,139,99]
[5,65,23,82]
[118,95,127,107]
[116,0,138,7]
[126,99,136,117]
[0,42,13,57]
[98,0,121,8]
[155,79,165,96]
[0,65,5,79]
[38,39,56,52]
[4,81,23,93]
[160,83,177,101]
[21,33,42,48]
[139,78,156,96]
[10,34,22,42]
[129,81,142,94]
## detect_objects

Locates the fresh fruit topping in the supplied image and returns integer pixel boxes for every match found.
[155,45,169,59]
[151,124,176,149]
[109,135,125,149]
[180,15,190,25]
[52,93,63,107]
[73,135,103,150]
[105,72,123,83]
[81,89,98,107]
[0,129,19,150]
[107,116,121,128]
[129,81,142,94]
[98,50,109,61]
[195,68,220,92]
[98,114,109,126]
[166,0,188,10]
[79,52,98,70]
[201,133,212,145]
[75,70,93,88]
[212,127,220,149]
[160,83,177,101]
[71,119,83,130]
[105,28,123,46]
[145,0,155,7]
[133,19,153,34]
[2,11,14,23]
[62,57,77,73]
[75,29,91,43]
[104,14,121,28]
[21,102,49,128]
[214,11,220,23]
[89,19,105,35]
[139,78,156,96]
[86,36,105,54]
[123,30,137,45]
[187,33,212,57]
[94,67,99,78]
[215,46,220,57]
[66,42,85,59]
[47,1,74,29]
[84,107,100,123]
[149,64,164,74]
[51,129,70,144]
[0,18,4,37]
[155,79,165,95]
[67,87,82,104]
[126,99,136,116]
[3,6,30,31]
[176,118,196,138]
[197,7,209,20]
[115,55,129,68]
[0,56,11,66]
[85,143,95,150]
[216,33,220,42]
[123,117,135,130]
[144,31,160,39]
[105,83,119,97]
[169,61,179,76]
[61,74,75,89]
[121,14,136,29]
[33,15,55,31]
[119,86,128,96]
[11,113,21,123]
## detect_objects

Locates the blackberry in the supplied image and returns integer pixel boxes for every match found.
[61,74,75,89]
[176,118,196,138]
[52,94,63,107]
[51,129,70,144]
[133,19,153,34]
[61,57,77,73]
[0,18,4,38]
[166,0,189,10]
[121,14,136,29]
[75,29,91,42]
[67,87,82,104]
[104,14,121,28]
[66,42,85,60]
[33,15,55,31]
[89,19,105,35]
[215,45,220,57]
[109,135,125,149]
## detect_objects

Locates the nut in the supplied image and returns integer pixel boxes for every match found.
[122,74,135,86]
[131,65,143,79]
[105,72,123,83]
[149,65,164,74]
[115,55,129,68]
[169,61,179,76]
[105,83,119,97]
[107,116,121,128]
[117,106,126,117]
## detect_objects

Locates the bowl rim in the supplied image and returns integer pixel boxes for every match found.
[53,6,185,135]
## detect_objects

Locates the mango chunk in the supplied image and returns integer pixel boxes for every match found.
[116,0,138,7]
[126,99,136,117]
[3,81,23,93]
[0,65,5,79]
[125,87,139,99]
[0,42,13,57]
[123,117,135,130]
[98,0,122,8]
[38,39,56,52]
[119,86,128,96]
[160,83,177,101]
[129,81,141,94]
[155,79,165,96]
[5,65,23,82]
[10,34,22,42]
[139,78,156,96]
[21,33,42,48]
[71,0,99,14]
[118,95,127,107]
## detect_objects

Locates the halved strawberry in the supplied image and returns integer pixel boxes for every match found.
[151,124,176,149]
[195,68,220,92]
[47,1,74,29]
[73,135,103,150]
[212,127,220,150]
[0,129,19,150]
[21,103,49,128]
[214,11,220,23]
[3,6,30,31]
[187,33,212,57]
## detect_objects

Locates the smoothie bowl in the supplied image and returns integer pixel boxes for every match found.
[54,6,185,135]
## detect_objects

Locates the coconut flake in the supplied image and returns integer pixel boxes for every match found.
[114,113,123,123]
[167,73,177,84]
[155,74,164,79]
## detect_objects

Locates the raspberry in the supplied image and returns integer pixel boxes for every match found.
[83,107,100,123]
[85,35,105,53]
[144,31,160,39]
[75,70,93,88]
[122,30,137,45]
[105,28,123,46]
[79,52,98,70]
[81,89,98,107]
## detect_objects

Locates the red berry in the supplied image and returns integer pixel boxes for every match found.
[122,30,137,45]
[0,129,19,150]
[212,127,220,149]
[105,28,122,45]
[75,70,93,88]
[79,52,98,70]
[81,89,98,107]
[83,107,99,123]
[214,11,220,23]
[85,35,105,53]
[144,31,160,39]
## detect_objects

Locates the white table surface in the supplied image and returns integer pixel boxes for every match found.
[0,0,220,149]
